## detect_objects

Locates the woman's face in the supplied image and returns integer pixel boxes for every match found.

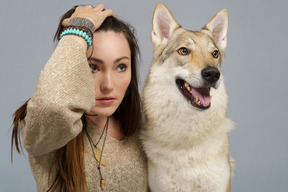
[88,31,131,117]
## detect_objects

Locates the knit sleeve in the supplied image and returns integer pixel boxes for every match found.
[22,36,95,156]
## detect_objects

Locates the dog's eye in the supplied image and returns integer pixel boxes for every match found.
[212,50,219,58]
[177,47,190,55]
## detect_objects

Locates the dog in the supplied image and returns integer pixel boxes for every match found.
[140,4,235,192]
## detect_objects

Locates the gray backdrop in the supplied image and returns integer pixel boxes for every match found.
[1,0,287,191]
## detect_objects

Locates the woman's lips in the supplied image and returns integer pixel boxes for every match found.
[96,97,116,105]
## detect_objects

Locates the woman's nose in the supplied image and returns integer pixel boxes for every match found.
[100,72,113,92]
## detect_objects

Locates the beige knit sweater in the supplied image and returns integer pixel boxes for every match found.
[20,36,148,191]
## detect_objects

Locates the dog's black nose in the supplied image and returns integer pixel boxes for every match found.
[201,67,220,84]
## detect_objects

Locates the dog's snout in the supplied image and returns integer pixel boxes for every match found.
[201,67,220,84]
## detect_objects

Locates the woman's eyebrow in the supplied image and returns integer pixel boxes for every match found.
[115,56,130,63]
[89,57,104,64]
[89,56,130,64]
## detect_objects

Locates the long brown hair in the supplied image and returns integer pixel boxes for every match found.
[11,5,141,192]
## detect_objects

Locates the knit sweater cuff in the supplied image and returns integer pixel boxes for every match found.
[68,17,95,33]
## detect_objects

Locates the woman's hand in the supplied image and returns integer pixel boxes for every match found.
[62,4,114,31]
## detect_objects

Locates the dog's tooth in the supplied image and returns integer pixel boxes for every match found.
[195,97,202,105]
[184,82,191,91]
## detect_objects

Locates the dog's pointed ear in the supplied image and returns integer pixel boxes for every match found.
[203,9,228,51]
[151,4,179,45]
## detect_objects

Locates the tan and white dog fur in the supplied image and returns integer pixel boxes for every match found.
[140,4,234,192]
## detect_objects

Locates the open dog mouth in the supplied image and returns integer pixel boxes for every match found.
[176,79,211,109]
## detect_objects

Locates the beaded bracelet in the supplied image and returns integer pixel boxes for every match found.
[59,27,93,50]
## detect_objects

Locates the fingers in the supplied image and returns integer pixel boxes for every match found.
[94,4,114,16]
[103,9,115,17]
[95,4,105,11]
[61,4,115,29]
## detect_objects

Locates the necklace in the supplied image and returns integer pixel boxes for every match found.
[85,116,110,191]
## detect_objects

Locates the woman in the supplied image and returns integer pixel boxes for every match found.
[11,4,148,192]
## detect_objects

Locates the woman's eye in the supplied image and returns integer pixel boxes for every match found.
[212,50,219,58]
[117,64,127,72]
[89,64,98,73]
[177,47,190,55]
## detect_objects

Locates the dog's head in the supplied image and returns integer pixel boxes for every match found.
[150,4,229,110]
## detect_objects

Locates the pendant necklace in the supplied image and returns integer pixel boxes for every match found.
[85,116,110,190]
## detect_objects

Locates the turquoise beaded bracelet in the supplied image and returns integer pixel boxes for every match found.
[59,28,92,50]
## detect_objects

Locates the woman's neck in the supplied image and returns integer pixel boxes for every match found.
[87,115,125,141]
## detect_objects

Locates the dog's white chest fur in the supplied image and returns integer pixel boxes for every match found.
[142,115,233,192]
[141,4,234,192]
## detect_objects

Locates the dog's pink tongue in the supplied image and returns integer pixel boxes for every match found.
[191,88,210,107]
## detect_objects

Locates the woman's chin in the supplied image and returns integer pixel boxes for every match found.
[88,108,116,117]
